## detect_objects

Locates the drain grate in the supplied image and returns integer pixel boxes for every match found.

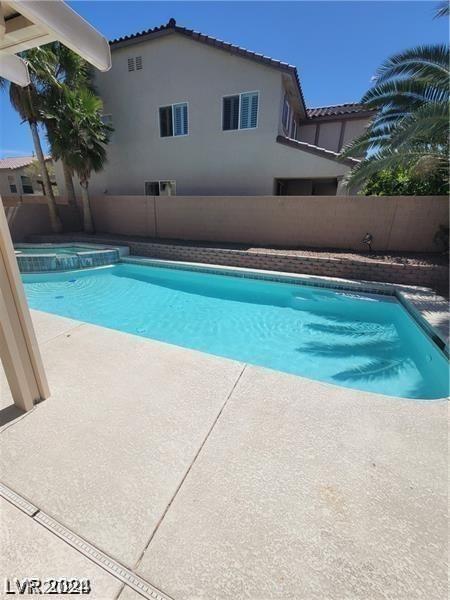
[0,482,38,516]
[1,482,173,600]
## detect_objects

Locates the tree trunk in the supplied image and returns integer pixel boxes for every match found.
[62,161,77,207]
[29,121,63,233]
[80,180,95,234]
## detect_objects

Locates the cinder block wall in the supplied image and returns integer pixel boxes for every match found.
[2,194,449,253]
[90,195,448,253]
[2,196,82,242]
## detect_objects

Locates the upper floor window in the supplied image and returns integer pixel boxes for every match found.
[20,175,33,194]
[159,103,188,137]
[282,94,291,131]
[223,91,259,131]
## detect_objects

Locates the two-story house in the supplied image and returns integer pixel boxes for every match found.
[62,19,374,197]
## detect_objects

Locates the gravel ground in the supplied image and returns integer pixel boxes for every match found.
[247,246,449,267]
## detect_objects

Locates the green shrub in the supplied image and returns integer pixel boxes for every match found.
[361,168,449,196]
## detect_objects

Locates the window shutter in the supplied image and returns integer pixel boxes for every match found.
[135,56,143,70]
[182,104,188,135]
[127,57,135,71]
[240,94,250,129]
[249,93,258,128]
[223,95,239,130]
[173,103,188,136]
[240,92,258,129]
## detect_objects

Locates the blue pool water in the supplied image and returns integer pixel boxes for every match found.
[23,263,449,400]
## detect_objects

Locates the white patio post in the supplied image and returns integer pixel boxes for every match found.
[0,202,50,411]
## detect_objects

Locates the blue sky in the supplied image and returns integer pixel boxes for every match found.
[0,1,447,158]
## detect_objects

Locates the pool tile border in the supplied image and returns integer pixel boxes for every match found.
[15,244,129,273]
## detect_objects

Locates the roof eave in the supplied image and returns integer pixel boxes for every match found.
[302,110,376,124]
[276,135,359,167]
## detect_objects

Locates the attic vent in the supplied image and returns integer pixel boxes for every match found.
[135,56,143,70]
[128,57,135,71]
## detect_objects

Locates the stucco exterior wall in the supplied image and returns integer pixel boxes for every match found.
[317,121,342,152]
[298,117,370,153]
[86,194,448,252]
[56,34,353,197]
[341,119,369,148]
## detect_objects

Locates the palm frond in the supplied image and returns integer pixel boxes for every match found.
[363,78,448,107]
[373,45,449,84]
[434,1,450,18]
[389,102,449,147]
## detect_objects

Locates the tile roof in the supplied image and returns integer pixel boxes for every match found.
[276,135,359,166]
[110,19,307,113]
[306,103,375,119]
[0,155,44,170]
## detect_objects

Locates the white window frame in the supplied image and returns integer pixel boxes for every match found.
[158,102,189,138]
[221,90,260,132]
[291,118,298,140]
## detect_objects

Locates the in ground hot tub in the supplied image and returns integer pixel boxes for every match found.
[14,243,129,273]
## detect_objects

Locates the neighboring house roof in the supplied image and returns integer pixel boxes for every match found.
[110,18,308,115]
[276,135,360,167]
[0,156,50,170]
[306,103,375,121]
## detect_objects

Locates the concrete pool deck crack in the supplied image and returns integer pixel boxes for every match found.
[131,363,248,574]
[0,481,174,600]
[38,320,87,346]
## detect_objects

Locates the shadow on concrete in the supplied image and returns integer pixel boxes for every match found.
[0,404,27,428]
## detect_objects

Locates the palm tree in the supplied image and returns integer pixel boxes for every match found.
[1,47,63,232]
[44,87,111,233]
[41,43,92,206]
[341,44,449,189]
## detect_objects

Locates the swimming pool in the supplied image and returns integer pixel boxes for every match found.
[22,262,449,400]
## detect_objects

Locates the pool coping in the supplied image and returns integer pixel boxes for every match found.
[120,255,450,356]
[15,242,130,258]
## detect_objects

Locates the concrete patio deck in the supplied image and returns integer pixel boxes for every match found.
[1,309,447,599]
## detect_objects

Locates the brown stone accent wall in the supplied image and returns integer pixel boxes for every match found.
[29,233,448,290]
